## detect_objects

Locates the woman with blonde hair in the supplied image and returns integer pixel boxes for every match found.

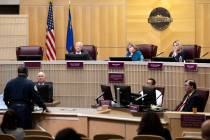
[169,40,184,62]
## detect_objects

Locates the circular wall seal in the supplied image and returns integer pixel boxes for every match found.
[148,7,173,31]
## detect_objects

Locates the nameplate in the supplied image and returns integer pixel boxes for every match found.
[108,72,124,83]
[184,64,198,72]
[100,100,111,106]
[181,114,205,128]
[148,62,163,70]
[108,62,124,69]
[66,61,83,69]
[129,104,139,112]
[24,61,41,68]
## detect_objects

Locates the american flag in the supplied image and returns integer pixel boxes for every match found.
[45,2,56,60]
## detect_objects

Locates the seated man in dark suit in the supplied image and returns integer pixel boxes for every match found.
[70,41,91,60]
[175,80,203,112]
[35,72,53,103]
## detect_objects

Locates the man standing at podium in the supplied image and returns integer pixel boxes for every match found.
[3,66,48,129]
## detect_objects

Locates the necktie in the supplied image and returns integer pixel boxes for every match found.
[176,95,190,111]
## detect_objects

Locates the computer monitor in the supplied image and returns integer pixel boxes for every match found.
[101,85,113,101]
[109,57,132,61]
[114,85,131,107]
[152,57,175,62]
[17,55,42,61]
[36,84,53,103]
[65,53,90,60]
[142,85,156,106]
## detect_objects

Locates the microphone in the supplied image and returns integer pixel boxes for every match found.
[95,92,104,104]
[156,52,164,56]
[201,52,209,57]
[135,94,147,101]
[116,88,121,104]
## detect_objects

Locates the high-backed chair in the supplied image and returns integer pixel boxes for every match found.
[155,86,165,106]
[182,45,201,60]
[23,136,53,140]
[24,130,52,137]
[16,46,43,61]
[175,137,202,140]
[82,45,97,60]
[93,134,124,140]
[133,135,165,140]
[182,131,201,138]
[196,89,209,112]
[135,44,158,60]
[0,134,16,140]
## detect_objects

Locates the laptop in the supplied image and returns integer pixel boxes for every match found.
[152,57,175,62]
[194,58,210,63]
[109,57,132,61]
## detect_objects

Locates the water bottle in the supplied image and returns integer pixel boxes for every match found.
[179,56,183,62]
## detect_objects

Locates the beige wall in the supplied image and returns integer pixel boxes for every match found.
[19,0,210,59]
[196,0,210,57]
[0,15,28,60]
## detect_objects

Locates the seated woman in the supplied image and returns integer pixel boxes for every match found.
[137,111,172,140]
[169,40,184,62]
[0,109,25,140]
[126,43,144,61]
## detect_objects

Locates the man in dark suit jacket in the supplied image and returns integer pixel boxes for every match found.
[70,41,91,60]
[175,80,203,112]
[35,72,53,103]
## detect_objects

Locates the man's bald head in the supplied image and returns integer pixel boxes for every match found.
[202,120,210,140]
[37,72,46,83]
[74,41,83,53]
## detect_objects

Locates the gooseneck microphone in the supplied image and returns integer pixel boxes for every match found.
[95,92,104,104]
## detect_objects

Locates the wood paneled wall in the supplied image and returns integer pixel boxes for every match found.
[0,15,28,60]
[19,0,210,59]
[127,0,195,56]
[20,0,126,60]
[196,0,210,57]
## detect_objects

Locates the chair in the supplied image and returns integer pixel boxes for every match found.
[24,130,52,137]
[135,44,158,60]
[182,131,201,138]
[82,45,97,60]
[93,134,124,140]
[182,45,201,60]
[23,135,53,140]
[155,86,165,106]
[16,46,43,60]
[0,134,16,140]
[196,89,209,112]
[133,135,165,140]
[175,137,202,140]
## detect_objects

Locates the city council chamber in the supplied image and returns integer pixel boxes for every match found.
[0,0,210,140]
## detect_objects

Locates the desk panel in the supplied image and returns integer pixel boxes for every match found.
[0,61,210,111]
[1,108,208,140]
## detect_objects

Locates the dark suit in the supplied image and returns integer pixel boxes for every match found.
[70,51,91,60]
[169,51,185,62]
[175,90,203,112]
[35,82,53,103]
